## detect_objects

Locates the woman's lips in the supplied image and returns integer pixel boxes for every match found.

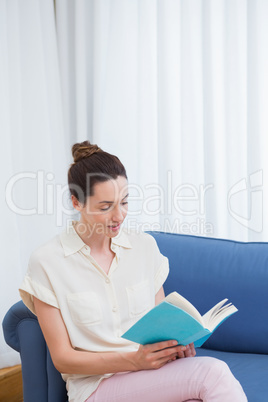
[108,224,121,232]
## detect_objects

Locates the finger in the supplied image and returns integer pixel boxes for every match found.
[191,344,196,357]
[188,343,196,357]
[148,339,179,352]
[155,345,186,361]
[177,350,186,358]
[184,344,192,357]
[157,352,179,367]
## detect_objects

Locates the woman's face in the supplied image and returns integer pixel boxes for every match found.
[72,176,129,238]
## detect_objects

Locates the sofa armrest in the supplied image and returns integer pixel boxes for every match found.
[2,300,36,352]
[2,301,67,402]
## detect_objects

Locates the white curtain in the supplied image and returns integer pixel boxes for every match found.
[0,0,69,368]
[1,0,268,368]
[55,0,268,242]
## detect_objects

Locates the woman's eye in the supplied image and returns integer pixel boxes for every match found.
[100,206,111,211]
[100,202,128,211]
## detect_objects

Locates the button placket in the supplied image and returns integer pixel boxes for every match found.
[81,246,90,256]
[81,249,110,281]
[104,276,121,336]
[108,248,120,276]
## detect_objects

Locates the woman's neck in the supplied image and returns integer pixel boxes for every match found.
[73,221,111,252]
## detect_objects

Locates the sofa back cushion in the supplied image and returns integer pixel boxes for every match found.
[148,231,268,354]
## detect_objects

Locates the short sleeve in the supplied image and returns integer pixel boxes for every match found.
[19,251,59,315]
[154,254,169,294]
[145,234,170,294]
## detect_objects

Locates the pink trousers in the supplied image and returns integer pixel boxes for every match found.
[85,356,247,402]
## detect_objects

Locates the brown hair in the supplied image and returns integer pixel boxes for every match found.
[68,140,127,205]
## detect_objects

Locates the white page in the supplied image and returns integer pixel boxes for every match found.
[202,299,228,326]
[164,292,204,326]
[209,305,238,331]
[203,303,238,332]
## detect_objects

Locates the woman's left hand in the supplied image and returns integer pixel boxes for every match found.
[176,342,196,359]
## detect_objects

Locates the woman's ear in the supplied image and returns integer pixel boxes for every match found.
[71,195,83,212]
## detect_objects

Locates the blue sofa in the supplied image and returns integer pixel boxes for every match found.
[3,231,268,401]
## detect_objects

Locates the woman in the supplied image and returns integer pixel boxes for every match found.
[19,141,247,402]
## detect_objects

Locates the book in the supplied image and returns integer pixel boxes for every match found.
[122,292,238,347]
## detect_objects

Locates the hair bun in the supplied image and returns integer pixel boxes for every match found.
[72,141,102,163]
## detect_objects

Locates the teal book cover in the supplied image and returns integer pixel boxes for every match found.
[121,294,238,347]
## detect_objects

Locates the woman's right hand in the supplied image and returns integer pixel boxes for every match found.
[132,340,187,370]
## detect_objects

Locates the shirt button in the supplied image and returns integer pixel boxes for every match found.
[105,278,110,283]
[112,307,117,312]
[84,246,89,250]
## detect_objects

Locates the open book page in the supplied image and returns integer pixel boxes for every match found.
[202,299,228,325]
[202,299,238,332]
[164,292,204,326]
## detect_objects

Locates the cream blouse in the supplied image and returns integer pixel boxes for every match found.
[19,221,169,402]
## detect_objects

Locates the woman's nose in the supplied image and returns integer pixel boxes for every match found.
[112,205,124,221]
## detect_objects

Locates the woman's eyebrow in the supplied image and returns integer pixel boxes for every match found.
[98,193,129,204]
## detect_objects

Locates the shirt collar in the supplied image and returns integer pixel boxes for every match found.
[60,220,132,257]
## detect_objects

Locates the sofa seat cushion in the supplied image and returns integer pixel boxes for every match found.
[196,348,268,401]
